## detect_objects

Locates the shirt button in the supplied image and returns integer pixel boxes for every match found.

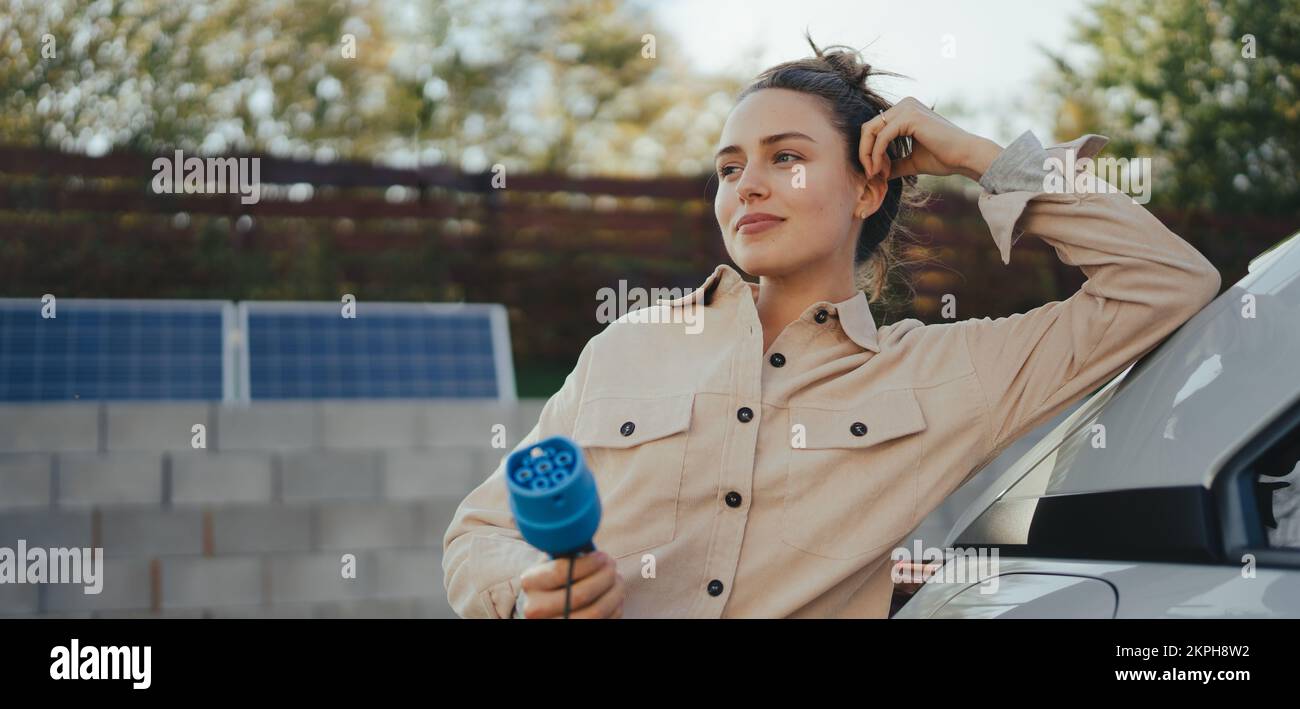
[620,421,636,436]
[769,352,786,367]
[814,309,829,324]
[850,421,868,437]
[707,579,724,596]
[736,406,753,423]
[725,491,742,508]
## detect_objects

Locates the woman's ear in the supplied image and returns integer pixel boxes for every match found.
[854,160,891,219]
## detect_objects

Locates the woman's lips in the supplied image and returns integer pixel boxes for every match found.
[738,218,784,235]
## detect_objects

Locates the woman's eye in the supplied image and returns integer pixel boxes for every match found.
[717,152,800,179]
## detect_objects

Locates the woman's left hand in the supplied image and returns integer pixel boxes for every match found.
[892,560,943,596]
[859,97,1002,182]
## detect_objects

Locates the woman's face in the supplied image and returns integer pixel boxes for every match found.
[713,88,883,280]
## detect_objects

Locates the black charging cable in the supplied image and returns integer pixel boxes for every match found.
[562,553,576,619]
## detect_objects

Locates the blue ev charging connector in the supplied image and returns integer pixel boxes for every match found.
[505,435,601,559]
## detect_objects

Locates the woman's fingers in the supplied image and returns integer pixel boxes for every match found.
[893,560,942,594]
[859,111,890,176]
[522,558,618,618]
[861,99,917,177]
[520,551,609,593]
[567,573,625,619]
[870,112,909,179]
[859,114,888,177]
[871,153,893,182]
[888,153,918,179]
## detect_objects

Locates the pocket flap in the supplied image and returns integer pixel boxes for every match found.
[573,393,694,449]
[790,388,928,449]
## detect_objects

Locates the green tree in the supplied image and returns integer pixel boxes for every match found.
[1042,0,1300,215]
[382,0,746,177]
[0,0,400,157]
[0,0,746,175]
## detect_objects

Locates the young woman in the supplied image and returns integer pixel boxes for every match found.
[442,37,1221,619]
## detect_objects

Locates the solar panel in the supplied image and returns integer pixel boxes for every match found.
[239,301,515,401]
[0,298,233,401]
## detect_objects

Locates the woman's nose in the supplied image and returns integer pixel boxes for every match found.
[735,166,769,201]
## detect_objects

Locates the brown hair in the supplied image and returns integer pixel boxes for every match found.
[736,31,930,305]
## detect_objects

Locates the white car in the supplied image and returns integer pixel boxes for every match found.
[894,230,1300,618]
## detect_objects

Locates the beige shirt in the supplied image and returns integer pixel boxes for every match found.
[442,132,1222,618]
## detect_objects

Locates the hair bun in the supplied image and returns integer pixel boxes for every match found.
[821,48,873,88]
[808,33,875,90]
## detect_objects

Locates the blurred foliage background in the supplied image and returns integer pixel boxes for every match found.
[0,0,742,175]
[1045,0,1299,215]
[0,0,1297,396]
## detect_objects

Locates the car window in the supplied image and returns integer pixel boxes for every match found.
[1254,422,1300,551]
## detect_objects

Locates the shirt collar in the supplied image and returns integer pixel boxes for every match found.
[660,263,881,353]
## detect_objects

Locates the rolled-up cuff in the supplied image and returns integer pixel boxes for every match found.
[975,131,1112,265]
[977,191,1037,265]
[978,130,1053,195]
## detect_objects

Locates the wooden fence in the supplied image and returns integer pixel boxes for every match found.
[0,145,1286,393]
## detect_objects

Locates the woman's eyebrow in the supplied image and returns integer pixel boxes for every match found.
[714,131,817,161]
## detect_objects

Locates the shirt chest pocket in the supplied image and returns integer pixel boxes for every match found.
[571,392,695,559]
[783,388,928,560]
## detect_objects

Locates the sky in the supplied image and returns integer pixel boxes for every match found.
[647,0,1096,146]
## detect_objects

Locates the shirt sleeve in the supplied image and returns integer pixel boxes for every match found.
[961,130,1222,460]
[978,129,1063,196]
[441,337,596,618]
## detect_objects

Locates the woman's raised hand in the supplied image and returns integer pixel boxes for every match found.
[859,97,1002,182]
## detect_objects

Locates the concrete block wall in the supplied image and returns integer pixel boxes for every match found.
[0,398,1070,619]
[0,400,546,619]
